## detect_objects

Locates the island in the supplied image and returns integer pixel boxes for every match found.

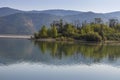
[32,19,120,42]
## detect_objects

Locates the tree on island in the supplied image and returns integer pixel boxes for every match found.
[34,18,120,42]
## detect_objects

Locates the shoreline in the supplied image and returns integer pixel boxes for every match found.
[1,35,120,44]
[32,38,120,44]
[0,35,32,39]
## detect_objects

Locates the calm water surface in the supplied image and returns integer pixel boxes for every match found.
[0,38,120,80]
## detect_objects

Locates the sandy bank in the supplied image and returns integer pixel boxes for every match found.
[0,35,32,39]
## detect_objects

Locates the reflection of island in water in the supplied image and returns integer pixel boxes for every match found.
[0,38,120,66]
[34,41,120,65]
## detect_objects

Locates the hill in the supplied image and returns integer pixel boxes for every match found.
[0,7,22,17]
[1,7,120,34]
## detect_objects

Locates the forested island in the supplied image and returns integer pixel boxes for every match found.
[33,18,120,42]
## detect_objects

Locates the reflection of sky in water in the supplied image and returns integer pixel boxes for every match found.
[0,63,120,80]
[0,39,120,80]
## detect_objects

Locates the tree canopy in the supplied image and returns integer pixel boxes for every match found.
[34,18,120,42]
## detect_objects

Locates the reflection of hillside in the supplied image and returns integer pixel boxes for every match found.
[0,39,35,65]
[0,39,33,57]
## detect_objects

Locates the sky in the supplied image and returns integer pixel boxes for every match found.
[0,0,120,13]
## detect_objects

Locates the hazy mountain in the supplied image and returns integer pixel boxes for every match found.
[105,11,120,19]
[23,13,62,30]
[1,7,120,35]
[0,13,35,35]
[0,12,62,34]
[0,7,22,17]
[29,9,82,16]
[64,12,110,23]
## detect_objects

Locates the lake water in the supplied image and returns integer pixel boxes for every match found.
[0,38,120,80]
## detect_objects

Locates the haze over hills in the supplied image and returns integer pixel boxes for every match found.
[29,9,82,16]
[0,7,120,35]
[0,7,22,17]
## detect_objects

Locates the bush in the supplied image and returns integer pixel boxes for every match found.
[83,32,102,42]
[106,33,120,40]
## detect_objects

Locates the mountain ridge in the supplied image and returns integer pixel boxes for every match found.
[1,7,120,35]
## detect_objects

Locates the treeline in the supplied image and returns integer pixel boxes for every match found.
[34,18,120,42]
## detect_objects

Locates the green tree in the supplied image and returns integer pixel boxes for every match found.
[109,19,118,28]
[34,19,120,42]
[83,32,102,42]
[39,25,48,38]
[51,26,58,38]
[94,18,103,24]
[64,24,75,37]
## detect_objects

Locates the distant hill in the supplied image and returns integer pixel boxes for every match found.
[1,7,120,35]
[29,9,82,16]
[0,7,22,17]
[0,13,35,35]
[0,13,61,34]
[105,11,120,19]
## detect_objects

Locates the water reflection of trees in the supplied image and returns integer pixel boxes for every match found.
[34,41,120,61]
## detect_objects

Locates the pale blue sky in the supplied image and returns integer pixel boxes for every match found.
[0,0,120,13]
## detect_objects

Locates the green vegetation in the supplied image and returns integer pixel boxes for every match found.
[34,18,120,42]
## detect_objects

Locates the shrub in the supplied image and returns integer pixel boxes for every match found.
[106,33,120,40]
[83,32,102,42]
